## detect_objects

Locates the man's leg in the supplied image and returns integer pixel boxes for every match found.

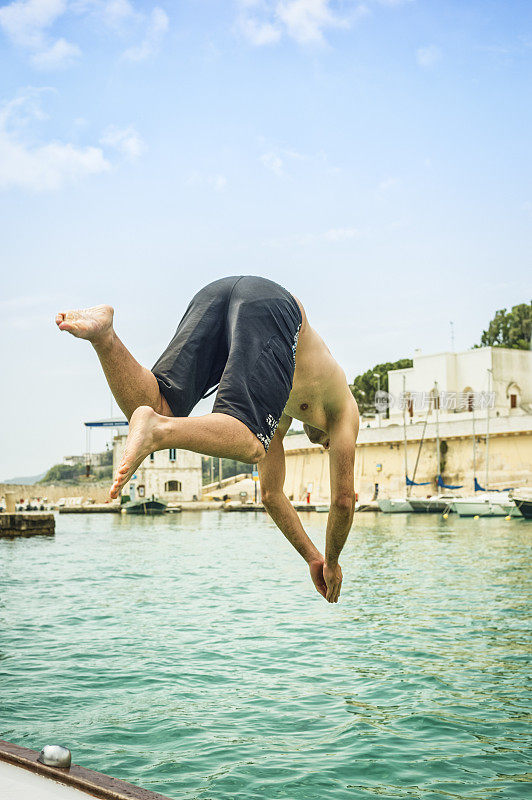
[55,305,172,419]
[110,406,265,498]
[55,305,265,497]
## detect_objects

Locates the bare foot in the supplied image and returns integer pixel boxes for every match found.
[110,406,162,499]
[55,304,114,343]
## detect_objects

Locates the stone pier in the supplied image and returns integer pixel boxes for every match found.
[0,513,55,537]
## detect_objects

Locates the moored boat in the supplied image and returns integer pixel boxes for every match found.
[121,495,167,515]
[451,496,508,517]
[377,499,413,513]
[513,498,532,519]
[409,496,456,513]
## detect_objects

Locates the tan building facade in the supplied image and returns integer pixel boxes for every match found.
[284,414,532,502]
[113,435,202,502]
[284,345,532,503]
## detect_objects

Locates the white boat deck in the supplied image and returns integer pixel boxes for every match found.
[0,760,89,799]
[0,739,171,800]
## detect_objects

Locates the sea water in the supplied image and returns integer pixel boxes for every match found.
[1,511,531,799]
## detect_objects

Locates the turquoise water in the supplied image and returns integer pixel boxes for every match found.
[1,511,531,799]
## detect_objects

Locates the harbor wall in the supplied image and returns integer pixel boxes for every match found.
[0,483,112,503]
[284,414,532,502]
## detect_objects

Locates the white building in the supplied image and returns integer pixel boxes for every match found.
[283,346,532,501]
[113,435,202,502]
[64,451,109,467]
[387,346,532,425]
[63,454,86,467]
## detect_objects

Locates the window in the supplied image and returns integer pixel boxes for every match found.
[165,480,182,492]
[150,453,155,462]
[460,387,475,413]
[169,448,177,462]
[138,485,145,497]
[510,394,517,409]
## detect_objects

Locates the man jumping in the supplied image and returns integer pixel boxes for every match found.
[56,276,359,603]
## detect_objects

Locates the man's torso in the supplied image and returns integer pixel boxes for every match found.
[285,298,356,430]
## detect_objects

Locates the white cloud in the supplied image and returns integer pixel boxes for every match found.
[277,0,346,44]
[259,144,334,179]
[0,0,170,68]
[186,172,227,192]
[238,0,369,46]
[31,37,81,68]
[123,5,169,61]
[3,86,52,127]
[324,227,359,241]
[0,0,81,69]
[416,44,442,68]
[0,89,110,191]
[259,145,306,175]
[377,176,399,194]
[211,174,227,191]
[101,0,138,28]
[100,124,144,159]
[239,15,281,45]
[0,0,66,48]
[260,151,284,175]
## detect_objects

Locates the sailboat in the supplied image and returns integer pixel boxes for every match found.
[451,370,518,517]
[408,381,459,513]
[378,375,415,513]
[407,385,447,512]
[409,495,455,513]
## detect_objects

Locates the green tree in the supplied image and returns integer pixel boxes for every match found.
[350,359,413,416]
[477,302,531,350]
[38,449,114,484]
[39,463,86,483]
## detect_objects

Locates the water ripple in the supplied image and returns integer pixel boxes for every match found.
[1,511,530,799]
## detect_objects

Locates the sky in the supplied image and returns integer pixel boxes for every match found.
[0,0,531,479]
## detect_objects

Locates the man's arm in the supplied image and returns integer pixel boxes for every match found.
[323,407,359,603]
[259,414,327,599]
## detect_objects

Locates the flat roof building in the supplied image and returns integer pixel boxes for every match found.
[113,435,202,503]
[387,346,532,424]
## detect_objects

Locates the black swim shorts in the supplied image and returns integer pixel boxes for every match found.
[151,276,302,451]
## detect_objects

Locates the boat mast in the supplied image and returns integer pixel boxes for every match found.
[402,374,409,495]
[472,401,477,491]
[434,380,441,495]
[410,397,431,490]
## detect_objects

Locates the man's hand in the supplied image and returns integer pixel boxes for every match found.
[308,557,327,599]
[323,562,343,603]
